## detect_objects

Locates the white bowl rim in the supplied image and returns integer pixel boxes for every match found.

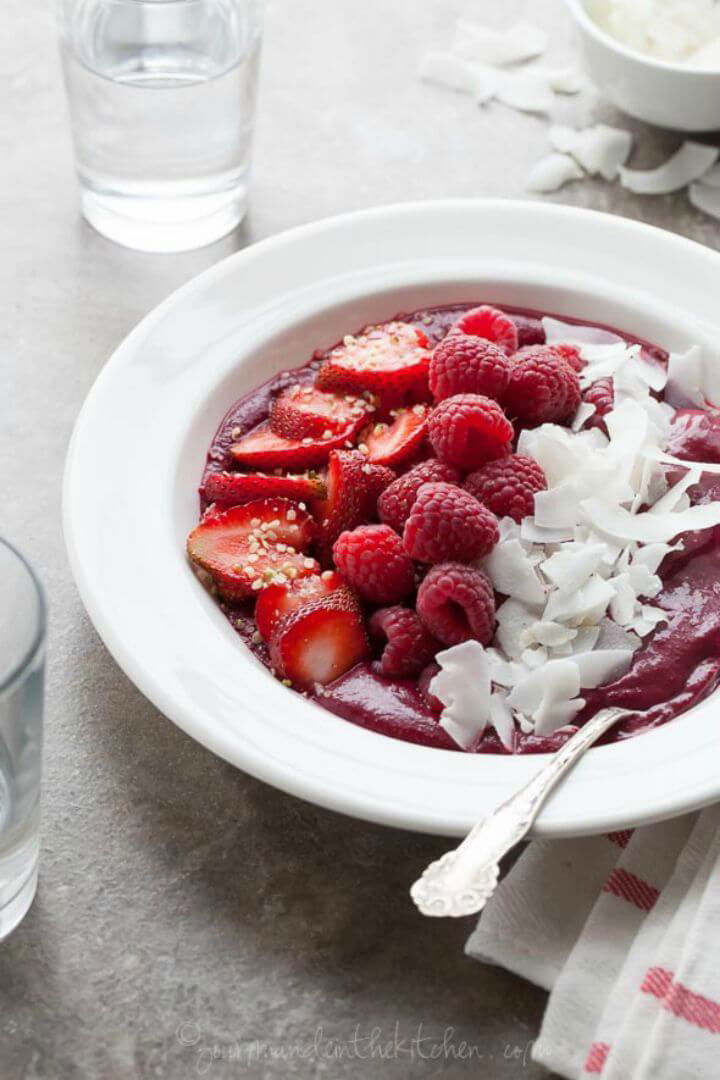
[63,198,720,838]
[565,0,720,77]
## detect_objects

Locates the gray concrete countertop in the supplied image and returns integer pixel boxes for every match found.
[2,1,718,1077]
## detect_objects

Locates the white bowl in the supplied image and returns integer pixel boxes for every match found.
[63,199,720,838]
[566,0,720,131]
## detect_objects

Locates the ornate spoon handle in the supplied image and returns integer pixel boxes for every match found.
[410,706,633,918]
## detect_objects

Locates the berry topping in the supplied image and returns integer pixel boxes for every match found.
[583,377,614,431]
[377,459,460,533]
[315,450,396,561]
[203,469,325,508]
[362,405,429,467]
[513,314,545,347]
[403,482,499,563]
[428,394,514,470]
[429,334,513,403]
[333,524,415,605]
[368,606,439,678]
[255,570,347,641]
[417,661,443,712]
[503,346,581,426]
[270,385,371,440]
[269,591,369,688]
[464,454,547,524]
[450,305,519,356]
[316,322,431,407]
[230,421,358,471]
[416,563,496,646]
[187,498,318,600]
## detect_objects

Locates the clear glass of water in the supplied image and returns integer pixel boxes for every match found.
[58,0,263,253]
[0,539,45,941]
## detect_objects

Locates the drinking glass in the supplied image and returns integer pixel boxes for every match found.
[58,0,263,253]
[0,539,45,940]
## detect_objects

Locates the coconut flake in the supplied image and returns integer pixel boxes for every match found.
[482,538,546,606]
[418,51,482,94]
[573,648,634,688]
[543,67,586,94]
[619,142,719,195]
[541,542,608,592]
[542,316,625,348]
[691,176,720,220]
[572,402,597,431]
[432,642,492,749]
[630,604,669,637]
[452,19,546,66]
[489,690,516,750]
[526,153,585,194]
[544,574,616,627]
[492,68,555,113]
[666,345,706,406]
[507,659,585,737]
[549,123,633,180]
[581,495,720,544]
[496,598,542,660]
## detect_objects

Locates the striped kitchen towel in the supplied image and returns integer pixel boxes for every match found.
[466,804,720,1079]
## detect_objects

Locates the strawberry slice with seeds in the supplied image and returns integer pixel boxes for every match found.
[314,449,396,561]
[203,470,326,508]
[316,322,431,408]
[187,498,318,601]
[230,421,359,471]
[269,591,369,687]
[362,405,429,467]
[255,570,348,641]
[270,385,372,441]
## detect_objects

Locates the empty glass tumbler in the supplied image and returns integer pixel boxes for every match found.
[58,0,263,252]
[0,539,45,941]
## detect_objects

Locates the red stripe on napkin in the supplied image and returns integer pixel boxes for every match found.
[584,1041,610,1073]
[607,830,633,848]
[642,967,720,1034]
[602,868,659,911]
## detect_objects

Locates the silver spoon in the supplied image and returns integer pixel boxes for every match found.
[410,706,634,918]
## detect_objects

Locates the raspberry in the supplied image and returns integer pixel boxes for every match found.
[451,305,519,356]
[429,334,512,404]
[465,454,547,524]
[418,661,442,712]
[583,377,614,431]
[551,343,585,373]
[368,606,438,677]
[333,524,415,605]
[377,459,460,533]
[403,482,499,563]
[428,394,513,470]
[503,347,580,426]
[416,563,496,646]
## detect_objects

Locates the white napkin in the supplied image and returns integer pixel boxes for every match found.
[466,805,720,1079]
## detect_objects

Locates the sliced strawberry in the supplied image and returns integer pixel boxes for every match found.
[314,450,396,561]
[269,591,369,687]
[255,570,347,641]
[362,405,429,467]
[230,421,359,471]
[203,470,326,508]
[316,322,431,408]
[270,384,372,440]
[187,498,318,601]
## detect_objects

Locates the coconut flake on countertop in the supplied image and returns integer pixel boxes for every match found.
[619,142,719,195]
[418,51,485,94]
[689,180,720,222]
[550,123,633,180]
[527,153,585,194]
[452,19,547,66]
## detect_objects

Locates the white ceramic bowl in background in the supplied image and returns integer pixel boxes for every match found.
[566,0,720,131]
[64,200,720,838]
